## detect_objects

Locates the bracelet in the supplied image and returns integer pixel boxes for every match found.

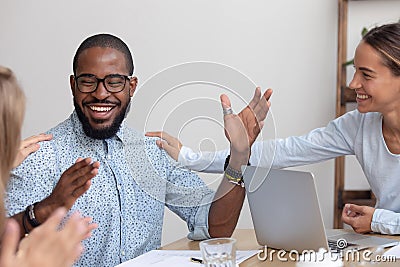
[225,172,242,182]
[22,211,30,236]
[25,202,41,228]
[225,165,244,187]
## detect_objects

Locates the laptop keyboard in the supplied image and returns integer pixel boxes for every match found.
[328,239,356,253]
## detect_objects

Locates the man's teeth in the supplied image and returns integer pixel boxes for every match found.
[357,94,370,99]
[90,106,112,112]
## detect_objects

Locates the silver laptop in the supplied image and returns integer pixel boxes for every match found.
[241,166,399,253]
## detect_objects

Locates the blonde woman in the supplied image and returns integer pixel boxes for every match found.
[0,66,97,267]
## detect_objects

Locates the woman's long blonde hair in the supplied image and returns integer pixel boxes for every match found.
[0,66,25,234]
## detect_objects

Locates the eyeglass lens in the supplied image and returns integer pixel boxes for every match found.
[76,74,128,93]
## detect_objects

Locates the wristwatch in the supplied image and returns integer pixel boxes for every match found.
[25,202,41,228]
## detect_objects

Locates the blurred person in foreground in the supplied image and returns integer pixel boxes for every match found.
[0,66,97,267]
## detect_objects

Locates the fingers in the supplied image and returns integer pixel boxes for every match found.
[64,213,88,260]
[50,159,99,209]
[19,134,53,154]
[219,94,233,119]
[241,88,272,133]
[43,207,68,229]
[146,131,181,146]
[48,210,87,265]
[220,94,234,141]
[20,133,53,148]
[156,140,180,161]
[263,88,273,102]
[13,134,54,168]
[80,217,98,239]
[248,87,262,110]
[63,158,93,176]
[345,203,364,215]
[70,165,98,198]
[146,131,175,141]
[62,158,99,186]
[342,204,360,220]
[145,131,164,138]
[0,219,20,264]
[341,205,357,226]
[253,88,272,122]
[220,94,232,110]
[341,204,373,233]
[64,213,97,245]
[68,160,99,189]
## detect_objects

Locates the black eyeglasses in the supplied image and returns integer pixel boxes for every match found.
[75,74,131,93]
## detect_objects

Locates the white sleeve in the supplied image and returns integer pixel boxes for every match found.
[249,111,360,169]
[178,146,229,173]
[178,110,360,172]
[371,209,400,235]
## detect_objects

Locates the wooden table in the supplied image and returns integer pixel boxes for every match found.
[161,229,400,266]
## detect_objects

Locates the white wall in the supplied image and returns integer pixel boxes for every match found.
[0,0,399,247]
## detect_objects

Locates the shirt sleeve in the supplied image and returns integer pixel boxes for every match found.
[178,110,361,171]
[178,146,229,173]
[251,110,361,169]
[371,209,400,235]
[156,146,214,240]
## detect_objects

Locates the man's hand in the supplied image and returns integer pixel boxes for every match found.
[342,203,375,233]
[222,87,272,157]
[145,131,182,161]
[36,158,100,222]
[235,87,272,148]
[208,88,272,238]
[13,134,53,168]
[220,94,251,160]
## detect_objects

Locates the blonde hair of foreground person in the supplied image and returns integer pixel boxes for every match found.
[0,66,97,267]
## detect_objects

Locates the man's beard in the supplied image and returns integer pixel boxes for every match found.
[74,99,130,140]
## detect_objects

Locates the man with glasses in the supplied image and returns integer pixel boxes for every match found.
[6,33,268,267]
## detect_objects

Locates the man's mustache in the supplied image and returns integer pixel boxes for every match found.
[83,99,120,105]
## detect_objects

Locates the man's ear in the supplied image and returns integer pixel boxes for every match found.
[70,75,75,95]
[129,76,138,97]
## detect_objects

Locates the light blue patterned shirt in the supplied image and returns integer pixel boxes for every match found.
[6,111,214,267]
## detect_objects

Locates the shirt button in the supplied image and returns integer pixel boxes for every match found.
[107,154,112,160]
[121,250,125,256]
[117,184,121,191]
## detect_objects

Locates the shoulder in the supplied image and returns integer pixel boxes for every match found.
[328,110,382,141]
[123,126,167,164]
[332,109,370,128]
[337,109,380,121]
[123,126,160,151]
[13,116,75,174]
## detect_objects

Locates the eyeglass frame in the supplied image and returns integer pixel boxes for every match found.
[74,73,132,93]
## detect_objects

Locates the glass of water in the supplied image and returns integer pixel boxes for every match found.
[200,238,236,267]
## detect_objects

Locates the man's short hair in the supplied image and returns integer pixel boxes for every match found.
[73,33,134,76]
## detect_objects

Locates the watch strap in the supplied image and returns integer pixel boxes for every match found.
[25,202,41,228]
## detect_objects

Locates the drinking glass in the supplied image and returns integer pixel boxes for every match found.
[199,238,236,267]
